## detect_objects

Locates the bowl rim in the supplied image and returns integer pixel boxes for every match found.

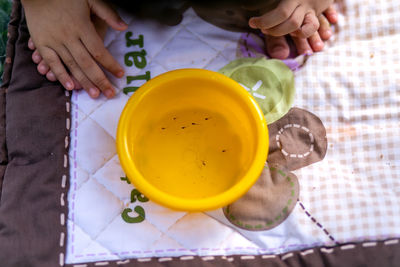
[116,68,269,211]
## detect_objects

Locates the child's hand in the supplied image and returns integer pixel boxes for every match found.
[22,0,128,98]
[248,0,333,39]
[262,4,338,60]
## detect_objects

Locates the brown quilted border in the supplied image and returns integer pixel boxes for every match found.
[0,0,70,266]
[0,0,20,202]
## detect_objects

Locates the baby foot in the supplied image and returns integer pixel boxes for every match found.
[266,5,338,59]
[29,38,83,90]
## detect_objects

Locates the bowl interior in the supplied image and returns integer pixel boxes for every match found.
[119,70,266,208]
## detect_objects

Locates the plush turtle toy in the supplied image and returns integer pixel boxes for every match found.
[219,58,328,231]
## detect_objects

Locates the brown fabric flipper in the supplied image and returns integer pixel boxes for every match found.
[223,164,300,231]
[0,1,70,266]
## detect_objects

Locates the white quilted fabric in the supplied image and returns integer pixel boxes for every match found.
[66,8,323,264]
[66,1,400,264]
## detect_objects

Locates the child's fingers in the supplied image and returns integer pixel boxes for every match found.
[81,26,125,78]
[308,32,324,52]
[318,15,332,40]
[37,60,50,75]
[291,35,313,55]
[249,0,300,30]
[66,41,115,98]
[297,12,320,38]
[39,47,75,91]
[56,46,102,98]
[324,5,338,24]
[32,49,42,64]
[264,35,290,60]
[89,0,128,31]
[28,38,36,50]
[263,5,307,36]
[71,76,83,90]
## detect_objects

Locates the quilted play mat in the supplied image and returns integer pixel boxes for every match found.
[1,0,400,266]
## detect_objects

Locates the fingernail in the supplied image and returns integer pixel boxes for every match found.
[304,50,313,56]
[117,70,124,78]
[66,82,74,90]
[89,88,100,98]
[118,20,128,27]
[104,88,115,98]
[33,55,40,62]
[325,29,332,36]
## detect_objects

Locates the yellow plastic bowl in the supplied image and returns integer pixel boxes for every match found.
[117,69,268,211]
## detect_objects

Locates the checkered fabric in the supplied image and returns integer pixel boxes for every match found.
[294,0,400,243]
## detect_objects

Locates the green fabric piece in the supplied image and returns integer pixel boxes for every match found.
[219,57,295,124]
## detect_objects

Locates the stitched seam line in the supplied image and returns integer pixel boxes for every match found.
[298,200,339,245]
[60,90,71,266]
[67,237,400,267]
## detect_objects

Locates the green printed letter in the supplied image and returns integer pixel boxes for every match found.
[123,71,151,94]
[121,206,146,223]
[120,176,131,184]
[127,71,151,84]
[125,32,144,48]
[124,50,147,68]
[130,189,149,203]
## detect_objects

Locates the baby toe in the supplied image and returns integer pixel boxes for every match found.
[28,38,36,50]
[46,70,57,82]
[37,61,50,75]
[292,36,313,55]
[324,5,338,24]
[265,35,290,59]
[308,32,324,52]
[32,50,42,64]
[318,15,332,40]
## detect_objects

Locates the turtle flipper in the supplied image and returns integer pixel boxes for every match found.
[223,163,299,231]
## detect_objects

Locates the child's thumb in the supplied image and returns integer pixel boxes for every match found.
[89,0,128,31]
